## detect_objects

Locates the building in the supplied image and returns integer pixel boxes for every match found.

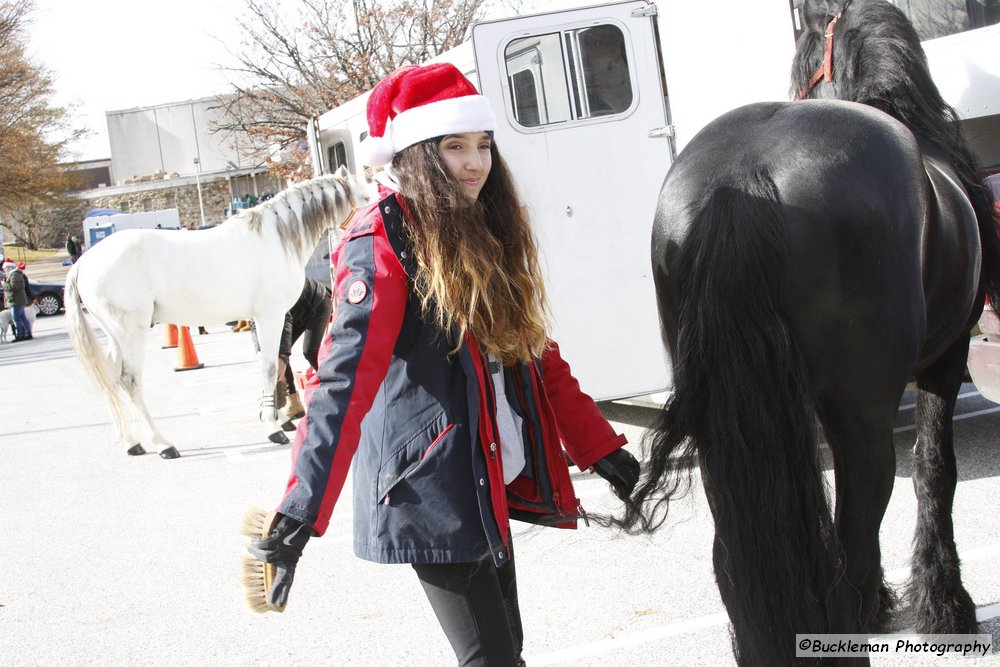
[72,95,284,228]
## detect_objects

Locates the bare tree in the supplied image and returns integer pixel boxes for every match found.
[0,0,84,247]
[215,0,519,180]
[5,196,86,249]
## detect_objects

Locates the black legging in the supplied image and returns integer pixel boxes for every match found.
[278,309,328,391]
[251,299,331,394]
[412,545,525,667]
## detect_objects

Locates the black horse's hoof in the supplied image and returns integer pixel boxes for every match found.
[158,446,181,460]
[126,444,146,456]
[280,419,296,432]
[268,430,290,445]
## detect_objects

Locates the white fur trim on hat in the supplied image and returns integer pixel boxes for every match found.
[391,95,496,155]
[360,95,496,168]
[358,133,395,169]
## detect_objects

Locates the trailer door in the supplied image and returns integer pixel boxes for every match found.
[472,0,671,400]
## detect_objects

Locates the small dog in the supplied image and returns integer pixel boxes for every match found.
[0,302,39,342]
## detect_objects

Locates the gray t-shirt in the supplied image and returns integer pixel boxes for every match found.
[488,354,526,484]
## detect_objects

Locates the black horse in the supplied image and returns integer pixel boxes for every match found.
[626,0,1000,663]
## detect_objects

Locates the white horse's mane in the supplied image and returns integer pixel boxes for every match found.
[238,169,361,259]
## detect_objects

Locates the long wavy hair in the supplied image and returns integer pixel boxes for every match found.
[392,137,550,364]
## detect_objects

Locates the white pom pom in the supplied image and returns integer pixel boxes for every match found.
[358,135,394,168]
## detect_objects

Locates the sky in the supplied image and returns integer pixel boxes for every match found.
[26,0,248,161]
[24,0,588,163]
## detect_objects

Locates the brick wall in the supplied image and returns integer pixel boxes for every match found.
[87,180,232,228]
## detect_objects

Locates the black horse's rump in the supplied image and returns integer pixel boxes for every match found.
[635,1,999,664]
[792,0,1000,305]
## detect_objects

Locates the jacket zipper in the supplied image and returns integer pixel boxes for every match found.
[422,423,454,459]
[470,339,509,552]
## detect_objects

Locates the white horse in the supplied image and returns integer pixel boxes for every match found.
[65,169,369,459]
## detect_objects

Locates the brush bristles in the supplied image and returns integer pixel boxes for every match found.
[239,507,284,613]
[240,555,279,613]
[240,506,272,538]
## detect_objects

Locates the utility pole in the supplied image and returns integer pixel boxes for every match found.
[193,157,207,228]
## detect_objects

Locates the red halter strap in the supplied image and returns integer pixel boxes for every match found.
[794,11,842,101]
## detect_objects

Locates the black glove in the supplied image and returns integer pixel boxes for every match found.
[592,448,640,500]
[247,514,315,609]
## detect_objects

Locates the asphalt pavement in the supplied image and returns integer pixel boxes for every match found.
[1,312,999,666]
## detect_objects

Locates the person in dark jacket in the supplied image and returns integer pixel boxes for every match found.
[245,63,640,665]
[65,234,82,263]
[275,276,333,420]
[2,259,32,341]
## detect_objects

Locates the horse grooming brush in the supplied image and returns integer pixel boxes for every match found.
[239,507,285,613]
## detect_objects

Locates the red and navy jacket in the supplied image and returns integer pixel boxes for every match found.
[278,192,627,566]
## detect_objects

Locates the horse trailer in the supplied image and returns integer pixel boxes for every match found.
[307,0,1000,402]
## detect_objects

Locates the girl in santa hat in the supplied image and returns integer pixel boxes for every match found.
[245,62,639,665]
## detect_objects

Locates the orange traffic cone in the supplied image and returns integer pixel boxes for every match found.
[174,325,204,372]
[162,323,178,349]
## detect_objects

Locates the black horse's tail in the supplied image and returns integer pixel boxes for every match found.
[629,173,856,664]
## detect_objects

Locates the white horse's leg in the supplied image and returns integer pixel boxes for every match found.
[104,339,146,456]
[122,331,180,459]
[253,314,290,444]
[104,313,178,459]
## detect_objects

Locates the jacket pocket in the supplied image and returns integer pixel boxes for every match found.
[376,411,455,505]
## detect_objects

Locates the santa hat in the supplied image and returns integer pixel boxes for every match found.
[17,261,25,270]
[2,260,15,272]
[358,63,496,168]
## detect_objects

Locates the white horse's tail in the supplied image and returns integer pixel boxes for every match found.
[65,265,130,429]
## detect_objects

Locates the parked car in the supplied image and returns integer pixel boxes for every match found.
[28,278,66,316]
[0,270,65,316]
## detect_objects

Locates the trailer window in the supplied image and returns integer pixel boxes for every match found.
[789,0,999,40]
[897,0,1000,39]
[510,69,542,126]
[504,23,633,128]
[328,142,348,173]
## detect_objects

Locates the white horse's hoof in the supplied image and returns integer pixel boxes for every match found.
[158,446,181,460]
[280,419,296,432]
[126,444,146,456]
[268,430,290,444]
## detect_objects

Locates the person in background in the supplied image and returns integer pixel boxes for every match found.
[18,261,32,303]
[3,259,32,341]
[245,277,333,422]
[244,63,640,665]
[275,276,333,421]
[65,234,82,263]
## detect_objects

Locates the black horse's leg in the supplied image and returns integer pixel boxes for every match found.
[820,399,898,634]
[909,337,977,633]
